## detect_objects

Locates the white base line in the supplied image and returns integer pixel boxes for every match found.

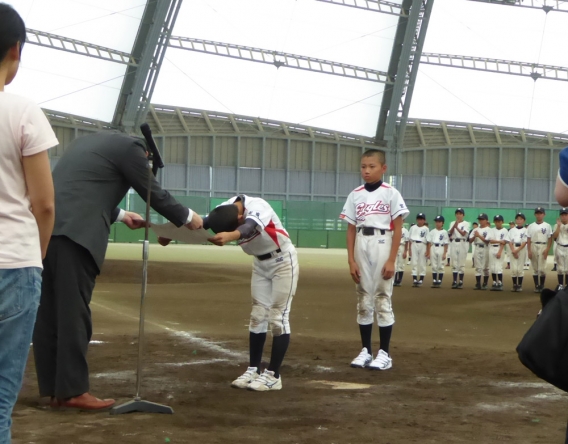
[91,301,247,360]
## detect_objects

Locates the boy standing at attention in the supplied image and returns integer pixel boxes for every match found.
[469,214,491,290]
[339,149,409,370]
[0,4,57,441]
[508,213,528,292]
[426,216,449,288]
[527,207,553,293]
[448,208,470,289]
[488,215,509,291]
[408,213,428,287]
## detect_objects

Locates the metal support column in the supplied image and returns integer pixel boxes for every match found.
[113,0,182,133]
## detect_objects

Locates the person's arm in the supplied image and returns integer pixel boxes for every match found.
[209,218,257,246]
[346,223,361,284]
[22,151,54,259]
[448,222,457,236]
[553,221,561,240]
[545,230,553,258]
[443,243,448,259]
[383,216,403,279]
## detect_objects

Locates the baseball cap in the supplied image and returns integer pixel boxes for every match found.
[205,204,239,234]
[434,215,445,222]
[561,208,568,215]
[535,207,546,214]
[477,213,488,220]
[416,213,426,219]
[515,213,526,220]
[455,208,464,214]
[493,214,504,222]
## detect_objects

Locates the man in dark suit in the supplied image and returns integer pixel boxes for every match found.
[33,131,202,411]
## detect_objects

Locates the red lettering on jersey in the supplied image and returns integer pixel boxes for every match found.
[355,201,390,220]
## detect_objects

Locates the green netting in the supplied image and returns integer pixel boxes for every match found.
[286,201,327,230]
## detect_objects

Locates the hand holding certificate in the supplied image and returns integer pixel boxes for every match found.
[150,222,212,244]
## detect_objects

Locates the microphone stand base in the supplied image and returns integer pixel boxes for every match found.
[110,399,174,415]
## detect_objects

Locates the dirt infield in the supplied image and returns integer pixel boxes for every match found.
[11,245,568,443]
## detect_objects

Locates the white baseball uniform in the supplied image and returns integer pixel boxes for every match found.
[555,223,568,275]
[527,222,553,277]
[340,183,409,327]
[449,220,471,275]
[488,227,509,275]
[395,227,409,273]
[408,224,429,280]
[220,195,298,335]
[508,226,528,278]
[469,226,490,277]
[427,228,449,275]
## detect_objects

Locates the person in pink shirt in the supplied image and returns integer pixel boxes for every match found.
[0,3,58,442]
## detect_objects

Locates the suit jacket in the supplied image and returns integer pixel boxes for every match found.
[52,131,189,271]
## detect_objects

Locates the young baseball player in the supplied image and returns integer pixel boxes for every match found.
[187,196,298,391]
[393,226,409,287]
[553,208,568,291]
[470,221,479,268]
[339,149,409,371]
[527,207,553,293]
[506,221,515,270]
[448,208,470,289]
[469,214,491,290]
[508,213,528,292]
[488,215,509,291]
[408,213,428,287]
[426,216,449,288]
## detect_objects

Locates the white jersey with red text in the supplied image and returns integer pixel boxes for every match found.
[219,195,298,335]
[508,226,528,278]
[340,183,409,327]
[427,228,449,275]
[527,222,552,276]
[555,223,568,274]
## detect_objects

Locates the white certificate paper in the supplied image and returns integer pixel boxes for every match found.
[150,222,212,244]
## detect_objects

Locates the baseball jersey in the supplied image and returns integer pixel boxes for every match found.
[449,220,470,240]
[339,182,409,228]
[220,195,292,256]
[408,224,429,242]
[400,227,409,245]
[527,222,553,243]
[489,227,510,244]
[468,226,491,246]
[427,228,449,245]
[556,224,568,246]
[509,226,528,245]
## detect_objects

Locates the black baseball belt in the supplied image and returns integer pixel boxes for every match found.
[256,248,282,261]
[475,244,485,248]
[560,244,568,247]
[453,239,464,242]
[433,243,443,247]
[534,242,546,245]
[358,227,387,236]
[514,243,522,247]
[412,240,423,243]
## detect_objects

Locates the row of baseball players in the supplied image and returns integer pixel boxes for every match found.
[395,208,568,293]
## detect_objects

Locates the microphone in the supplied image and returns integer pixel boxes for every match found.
[140,123,164,176]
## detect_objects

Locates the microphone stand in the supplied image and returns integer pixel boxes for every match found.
[110,152,174,415]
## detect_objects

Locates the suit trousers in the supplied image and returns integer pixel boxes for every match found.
[33,236,98,399]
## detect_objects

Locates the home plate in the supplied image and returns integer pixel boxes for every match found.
[310,380,372,390]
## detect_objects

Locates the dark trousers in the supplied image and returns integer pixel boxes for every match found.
[33,236,98,399]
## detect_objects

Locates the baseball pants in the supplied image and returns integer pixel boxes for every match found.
[354,230,394,327]
[510,247,527,278]
[430,245,445,275]
[411,241,427,278]
[395,243,406,273]
[530,244,548,277]
[556,244,568,275]
[473,245,489,277]
[450,240,469,274]
[489,245,505,275]
[250,249,299,336]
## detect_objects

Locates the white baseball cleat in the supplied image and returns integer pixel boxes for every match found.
[350,347,372,368]
[369,349,392,370]
[247,369,282,391]
[231,367,260,389]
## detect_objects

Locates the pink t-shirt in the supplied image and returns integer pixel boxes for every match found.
[0,92,58,269]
